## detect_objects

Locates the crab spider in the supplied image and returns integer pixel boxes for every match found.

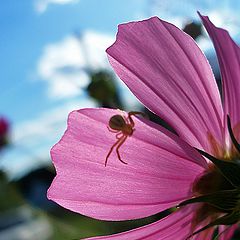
[105,111,145,166]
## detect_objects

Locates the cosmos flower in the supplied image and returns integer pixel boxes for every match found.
[0,117,9,137]
[0,117,9,149]
[48,13,240,239]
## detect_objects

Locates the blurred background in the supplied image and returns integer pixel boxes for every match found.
[1,0,240,239]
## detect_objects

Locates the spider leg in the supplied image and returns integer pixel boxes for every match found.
[128,111,147,118]
[116,132,123,139]
[123,114,129,124]
[105,135,128,166]
[128,111,147,126]
[128,115,134,127]
[116,135,128,165]
[105,137,123,166]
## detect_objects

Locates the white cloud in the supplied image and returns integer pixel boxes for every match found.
[149,1,240,39]
[1,98,96,179]
[37,31,114,99]
[35,0,79,13]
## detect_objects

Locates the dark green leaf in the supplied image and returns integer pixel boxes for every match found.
[227,115,240,154]
[196,148,240,187]
[178,189,240,211]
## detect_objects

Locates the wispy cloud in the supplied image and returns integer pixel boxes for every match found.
[1,98,96,179]
[34,0,79,13]
[37,31,114,99]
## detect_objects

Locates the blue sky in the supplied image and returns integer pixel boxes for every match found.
[0,0,147,178]
[1,0,240,178]
[0,0,145,123]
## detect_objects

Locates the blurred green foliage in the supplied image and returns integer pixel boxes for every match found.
[0,172,24,212]
[87,71,123,108]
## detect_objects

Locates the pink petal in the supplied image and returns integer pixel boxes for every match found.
[194,226,215,240]
[106,17,223,152]
[48,108,206,221]
[85,206,194,240]
[200,14,240,142]
[219,224,238,240]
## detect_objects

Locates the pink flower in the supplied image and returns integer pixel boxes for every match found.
[0,117,9,149]
[0,117,9,137]
[47,13,240,239]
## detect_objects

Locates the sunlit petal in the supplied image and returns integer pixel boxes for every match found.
[200,13,240,143]
[107,17,223,152]
[48,108,206,220]
[85,207,194,240]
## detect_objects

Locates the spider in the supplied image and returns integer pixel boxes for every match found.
[105,111,145,166]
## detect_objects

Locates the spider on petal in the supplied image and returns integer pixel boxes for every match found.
[105,111,145,166]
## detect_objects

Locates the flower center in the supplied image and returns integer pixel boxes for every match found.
[179,116,240,237]
[193,164,233,196]
[191,163,235,228]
